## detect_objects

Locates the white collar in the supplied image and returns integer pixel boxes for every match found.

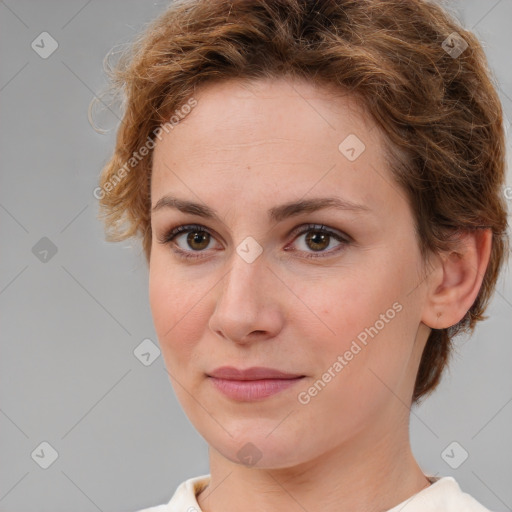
[147,474,491,512]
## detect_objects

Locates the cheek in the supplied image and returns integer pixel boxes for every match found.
[303,268,399,344]
[148,257,207,367]
[301,259,417,386]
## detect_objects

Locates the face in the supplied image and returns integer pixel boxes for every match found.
[149,77,431,469]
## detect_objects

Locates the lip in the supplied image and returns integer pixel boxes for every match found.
[207,366,305,401]
[207,366,303,380]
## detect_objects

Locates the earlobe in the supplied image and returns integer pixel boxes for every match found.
[421,229,492,330]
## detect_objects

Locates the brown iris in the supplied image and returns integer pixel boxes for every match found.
[187,230,210,250]
[305,230,330,251]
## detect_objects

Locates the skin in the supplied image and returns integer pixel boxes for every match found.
[148,77,491,512]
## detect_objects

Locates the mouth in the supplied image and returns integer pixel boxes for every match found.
[206,366,306,401]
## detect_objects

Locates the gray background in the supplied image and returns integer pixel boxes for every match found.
[0,1,511,511]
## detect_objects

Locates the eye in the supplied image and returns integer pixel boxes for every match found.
[286,223,350,259]
[157,223,351,260]
[157,223,220,260]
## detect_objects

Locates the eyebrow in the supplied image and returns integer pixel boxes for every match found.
[152,194,371,223]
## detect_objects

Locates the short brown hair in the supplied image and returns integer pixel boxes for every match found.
[95,0,509,403]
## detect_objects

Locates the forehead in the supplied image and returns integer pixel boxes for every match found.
[171,76,377,142]
[150,77,405,220]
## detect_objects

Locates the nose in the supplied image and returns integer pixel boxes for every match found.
[208,249,285,345]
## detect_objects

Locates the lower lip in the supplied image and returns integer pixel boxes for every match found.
[208,377,304,401]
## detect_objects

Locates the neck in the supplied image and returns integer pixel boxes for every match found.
[197,414,430,512]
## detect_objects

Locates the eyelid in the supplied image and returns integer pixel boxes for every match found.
[158,222,351,243]
[156,223,215,245]
[288,223,352,243]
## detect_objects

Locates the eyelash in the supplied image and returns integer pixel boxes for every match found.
[157,223,351,261]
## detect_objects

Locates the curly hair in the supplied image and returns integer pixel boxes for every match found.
[94,0,509,403]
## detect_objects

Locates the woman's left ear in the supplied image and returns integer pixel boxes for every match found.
[421,228,492,330]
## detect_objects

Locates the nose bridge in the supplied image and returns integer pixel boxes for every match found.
[209,245,280,342]
[215,225,266,295]
[220,246,266,311]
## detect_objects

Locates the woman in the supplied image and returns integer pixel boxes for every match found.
[96,0,509,510]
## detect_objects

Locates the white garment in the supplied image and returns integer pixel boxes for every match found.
[134,474,493,512]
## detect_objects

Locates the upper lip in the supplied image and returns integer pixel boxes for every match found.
[207,366,304,380]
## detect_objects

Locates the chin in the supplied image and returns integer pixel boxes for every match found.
[206,427,312,469]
